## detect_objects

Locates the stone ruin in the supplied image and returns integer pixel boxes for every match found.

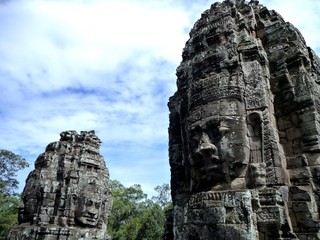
[168,0,320,239]
[6,130,112,240]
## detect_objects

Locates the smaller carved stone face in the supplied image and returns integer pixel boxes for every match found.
[75,196,102,227]
[18,200,36,223]
[247,163,266,188]
[19,170,41,223]
[187,115,249,191]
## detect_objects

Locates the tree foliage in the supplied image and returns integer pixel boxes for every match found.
[0,196,19,239]
[136,203,165,240]
[0,149,29,240]
[152,183,171,208]
[108,180,172,240]
[0,149,28,197]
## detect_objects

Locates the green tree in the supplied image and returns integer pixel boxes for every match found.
[108,180,147,240]
[152,183,171,208]
[0,196,20,238]
[0,149,29,197]
[136,203,165,240]
[108,180,172,240]
[0,149,29,239]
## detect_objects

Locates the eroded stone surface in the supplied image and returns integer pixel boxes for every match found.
[6,130,112,240]
[168,0,320,239]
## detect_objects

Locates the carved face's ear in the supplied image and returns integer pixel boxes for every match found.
[247,112,262,125]
[247,112,262,138]
[72,194,77,201]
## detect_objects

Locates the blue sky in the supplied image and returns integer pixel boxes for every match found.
[1,0,320,198]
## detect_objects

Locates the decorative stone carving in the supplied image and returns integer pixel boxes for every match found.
[168,0,320,239]
[6,130,112,240]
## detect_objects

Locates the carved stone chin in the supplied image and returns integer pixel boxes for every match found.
[6,130,112,240]
[167,0,320,239]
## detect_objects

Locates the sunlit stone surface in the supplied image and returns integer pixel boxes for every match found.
[168,0,320,239]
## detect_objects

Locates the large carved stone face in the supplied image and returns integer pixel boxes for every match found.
[187,103,249,191]
[75,195,102,227]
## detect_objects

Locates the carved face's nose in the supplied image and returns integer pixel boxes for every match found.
[196,133,217,156]
[87,207,98,215]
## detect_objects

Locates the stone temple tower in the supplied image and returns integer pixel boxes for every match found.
[168,0,320,239]
[6,130,112,240]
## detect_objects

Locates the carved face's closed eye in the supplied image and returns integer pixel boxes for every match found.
[189,120,222,148]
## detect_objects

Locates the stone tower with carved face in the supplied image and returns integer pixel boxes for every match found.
[168,0,320,239]
[6,130,112,240]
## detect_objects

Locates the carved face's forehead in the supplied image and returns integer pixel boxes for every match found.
[186,103,220,125]
[188,115,246,132]
[78,180,109,200]
[188,116,219,130]
[186,99,245,127]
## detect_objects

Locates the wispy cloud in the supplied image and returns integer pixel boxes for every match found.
[0,0,214,197]
[0,0,319,197]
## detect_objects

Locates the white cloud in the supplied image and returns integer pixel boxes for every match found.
[1,0,190,96]
[1,0,319,198]
[0,0,205,197]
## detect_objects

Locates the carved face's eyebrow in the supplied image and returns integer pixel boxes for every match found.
[204,119,219,129]
[189,124,202,133]
[218,126,230,134]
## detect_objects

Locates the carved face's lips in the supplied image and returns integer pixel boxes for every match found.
[210,155,220,161]
[194,152,220,161]
[202,154,222,164]
[199,164,224,182]
[85,215,97,219]
[76,214,99,227]
[195,153,221,164]
[200,156,223,173]
[81,214,98,223]
[83,218,98,226]
[200,163,223,173]
[206,163,222,171]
